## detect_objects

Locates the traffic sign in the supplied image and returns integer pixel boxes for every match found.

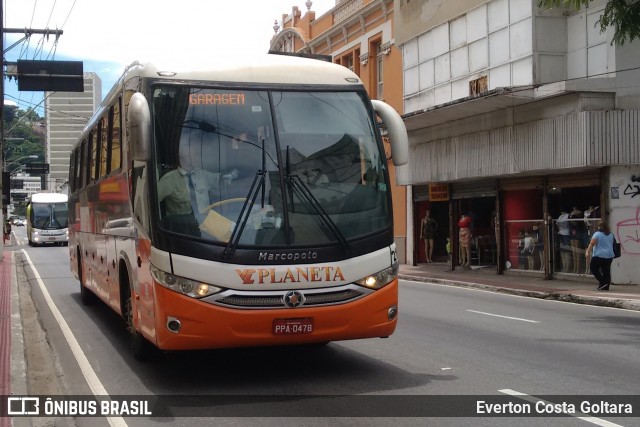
[24,163,50,174]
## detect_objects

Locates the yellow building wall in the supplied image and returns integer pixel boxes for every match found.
[273,1,407,263]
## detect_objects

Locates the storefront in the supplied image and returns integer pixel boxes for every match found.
[414,171,604,281]
[498,171,602,279]
[414,180,498,268]
[413,184,450,263]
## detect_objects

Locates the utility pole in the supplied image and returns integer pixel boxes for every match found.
[0,4,65,256]
[1,4,80,257]
[1,1,6,258]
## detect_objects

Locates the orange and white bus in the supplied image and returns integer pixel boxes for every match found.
[68,54,408,359]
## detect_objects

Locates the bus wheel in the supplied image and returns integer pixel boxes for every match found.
[124,295,156,361]
[78,252,95,305]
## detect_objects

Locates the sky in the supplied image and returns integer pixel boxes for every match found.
[4,0,337,116]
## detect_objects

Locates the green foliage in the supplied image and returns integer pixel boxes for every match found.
[3,106,45,172]
[538,0,640,45]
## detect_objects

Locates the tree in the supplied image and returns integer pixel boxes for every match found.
[539,0,640,46]
[3,106,46,171]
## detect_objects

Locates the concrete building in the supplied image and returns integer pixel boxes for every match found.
[9,172,42,200]
[270,0,409,262]
[395,0,640,284]
[45,72,101,192]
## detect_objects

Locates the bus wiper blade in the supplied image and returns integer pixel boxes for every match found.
[288,174,350,254]
[222,170,266,260]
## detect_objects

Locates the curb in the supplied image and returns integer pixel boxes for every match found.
[399,274,640,312]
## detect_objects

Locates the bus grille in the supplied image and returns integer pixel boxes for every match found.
[206,285,371,309]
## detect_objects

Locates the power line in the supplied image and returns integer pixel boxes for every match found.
[60,0,77,29]
[44,0,57,29]
[5,94,92,121]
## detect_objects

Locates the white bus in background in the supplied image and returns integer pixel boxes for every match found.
[26,192,69,246]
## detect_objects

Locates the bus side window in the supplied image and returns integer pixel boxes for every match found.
[110,99,122,172]
[90,131,98,183]
[99,115,109,177]
[69,150,76,192]
[80,139,87,188]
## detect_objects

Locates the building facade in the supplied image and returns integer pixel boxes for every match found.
[45,72,101,192]
[9,172,42,200]
[270,0,409,262]
[395,0,640,284]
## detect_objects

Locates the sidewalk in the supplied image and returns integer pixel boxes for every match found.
[1,252,13,427]
[399,262,640,311]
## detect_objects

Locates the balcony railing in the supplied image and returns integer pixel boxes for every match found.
[334,0,364,24]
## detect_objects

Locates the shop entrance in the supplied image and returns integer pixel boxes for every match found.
[416,201,449,263]
[548,185,601,276]
[455,197,497,267]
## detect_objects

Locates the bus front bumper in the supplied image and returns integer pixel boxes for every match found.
[31,234,68,244]
[150,280,398,350]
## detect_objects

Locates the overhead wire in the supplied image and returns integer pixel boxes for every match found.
[8,0,79,117]
[6,94,92,122]
[44,0,57,29]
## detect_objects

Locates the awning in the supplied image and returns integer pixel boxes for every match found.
[402,78,619,131]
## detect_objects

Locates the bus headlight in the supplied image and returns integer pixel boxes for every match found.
[354,262,399,289]
[150,265,221,299]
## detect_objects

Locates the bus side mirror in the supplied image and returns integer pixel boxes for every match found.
[371,100,409,166]
[128,92,151,162]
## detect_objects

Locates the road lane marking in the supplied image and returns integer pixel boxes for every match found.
[401,279,640,314]
[466,309,539,323]
[22,250,128,427]
[499,389,624,427]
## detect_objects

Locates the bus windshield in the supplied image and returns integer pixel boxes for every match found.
[32,202,69,229]
[153,86,389,247]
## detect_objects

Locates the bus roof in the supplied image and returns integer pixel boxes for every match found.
[122,54,363,88]
[29,193,68,204]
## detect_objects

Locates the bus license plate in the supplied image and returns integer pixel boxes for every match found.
[273,318,313,335]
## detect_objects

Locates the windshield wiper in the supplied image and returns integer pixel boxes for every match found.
[287,174,350,254]
[222,170,266,260]
[223,135,271,259]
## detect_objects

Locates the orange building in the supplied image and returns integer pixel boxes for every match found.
[270,0,408,263]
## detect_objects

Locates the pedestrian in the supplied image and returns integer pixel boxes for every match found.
[585,220,615,291]
[3,219,11,245]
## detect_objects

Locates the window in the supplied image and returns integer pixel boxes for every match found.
[69,150,76,192]
[110,99,122,171]
[74,146,81,191]
[99,116,109,177]
[376,43,384,100]
[90,131,98,182]
[80,140,88,188]
[344,54,354,71]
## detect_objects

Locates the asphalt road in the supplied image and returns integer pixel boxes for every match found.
[10,227,640,427]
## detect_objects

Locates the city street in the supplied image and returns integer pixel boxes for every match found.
[8,226,640,427]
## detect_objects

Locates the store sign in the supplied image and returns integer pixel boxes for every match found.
[429,183,449,202]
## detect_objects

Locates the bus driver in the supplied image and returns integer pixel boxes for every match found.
[157,129,221,236]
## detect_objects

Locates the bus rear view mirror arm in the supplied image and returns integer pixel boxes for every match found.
[371,100,408,167]
[128,92,151,162]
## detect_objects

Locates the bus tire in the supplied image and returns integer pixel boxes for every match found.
[78,250,95,305]
[124,295,156,361]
